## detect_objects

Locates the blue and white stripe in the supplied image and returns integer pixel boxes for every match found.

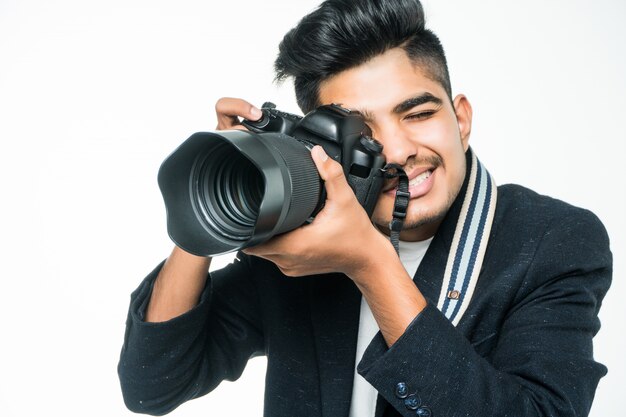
[436,150,497,326]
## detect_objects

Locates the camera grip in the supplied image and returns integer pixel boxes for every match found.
[348,172,384,217]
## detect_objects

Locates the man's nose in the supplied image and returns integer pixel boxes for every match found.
[373,123,418,166]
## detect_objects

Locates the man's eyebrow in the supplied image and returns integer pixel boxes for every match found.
[336,93,443,123]
[393,93,443,114]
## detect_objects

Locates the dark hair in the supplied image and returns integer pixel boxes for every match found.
[274,0,452,113]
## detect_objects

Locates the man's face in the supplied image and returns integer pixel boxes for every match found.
[318,48,472,241]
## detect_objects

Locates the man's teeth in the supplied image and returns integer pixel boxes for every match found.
[409,170,432,187]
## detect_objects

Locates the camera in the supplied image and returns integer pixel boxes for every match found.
[158,102,386,256]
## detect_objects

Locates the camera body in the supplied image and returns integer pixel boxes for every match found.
[243,102,386,217]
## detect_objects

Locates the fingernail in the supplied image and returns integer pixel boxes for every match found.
[313,145,328,161]
[250,106,262,120]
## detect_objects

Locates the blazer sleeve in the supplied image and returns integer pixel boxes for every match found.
[117,253,265,416]
[358,209,612,417]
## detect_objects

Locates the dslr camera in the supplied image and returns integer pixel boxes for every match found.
[158,102,386,256]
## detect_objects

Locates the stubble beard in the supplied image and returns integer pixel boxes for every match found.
[372,178,461,238]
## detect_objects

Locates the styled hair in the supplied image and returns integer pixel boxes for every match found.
[274,0,452,113]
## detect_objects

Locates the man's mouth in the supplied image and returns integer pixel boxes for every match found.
[381,153,443,195]
[409,170,432,188]
[382,166,437,199]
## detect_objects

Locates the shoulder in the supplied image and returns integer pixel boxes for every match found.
[495,184,609,242]
[467,184,612,331]
[490,184,611,284]
[497,183,590,219]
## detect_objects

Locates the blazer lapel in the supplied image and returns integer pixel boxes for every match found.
[412,214,455,303]
[309,273,362,417]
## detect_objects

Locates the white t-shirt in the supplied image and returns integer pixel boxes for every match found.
[348,238,433,417]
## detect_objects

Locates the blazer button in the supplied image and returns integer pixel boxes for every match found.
[404,394,422,410]
[415,406,432,416]
[395,382,409,399]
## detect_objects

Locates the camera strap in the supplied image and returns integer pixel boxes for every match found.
[382,163,409,254]
[381,150,497,326]
[436,149,497,325]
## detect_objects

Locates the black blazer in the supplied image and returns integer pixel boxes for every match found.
[118,184,611,417]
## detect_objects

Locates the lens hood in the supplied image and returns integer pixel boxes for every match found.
[158,130,321,256]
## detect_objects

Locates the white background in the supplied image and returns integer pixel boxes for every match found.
[1,0,624,416]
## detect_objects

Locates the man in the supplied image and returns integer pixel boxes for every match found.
[118,0,611,416]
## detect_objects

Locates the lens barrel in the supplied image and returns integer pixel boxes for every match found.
[158,130,322,256]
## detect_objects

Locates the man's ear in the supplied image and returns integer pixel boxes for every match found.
[453,94,472,151]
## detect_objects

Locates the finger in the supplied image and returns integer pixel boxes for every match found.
[243,227,308,258]
[242,240,280,258]
[215,97,263,130]
[310,146,354,203]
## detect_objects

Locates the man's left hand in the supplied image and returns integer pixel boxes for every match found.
[242,145,395,279]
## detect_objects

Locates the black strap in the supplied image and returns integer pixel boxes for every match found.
[382,163,409,254]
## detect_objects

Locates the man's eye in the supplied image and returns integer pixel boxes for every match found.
[405,111,435,120]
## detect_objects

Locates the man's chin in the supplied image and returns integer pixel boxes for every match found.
[406,209,447,228]
[372,202,448,240]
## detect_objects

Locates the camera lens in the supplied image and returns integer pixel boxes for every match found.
[159,130,323,255]
[193,141,264,240]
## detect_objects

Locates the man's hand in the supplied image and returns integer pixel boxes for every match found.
[243,145,396,280]
[215,97,263,130]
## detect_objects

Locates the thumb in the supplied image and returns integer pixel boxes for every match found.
[311,146,351,200]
